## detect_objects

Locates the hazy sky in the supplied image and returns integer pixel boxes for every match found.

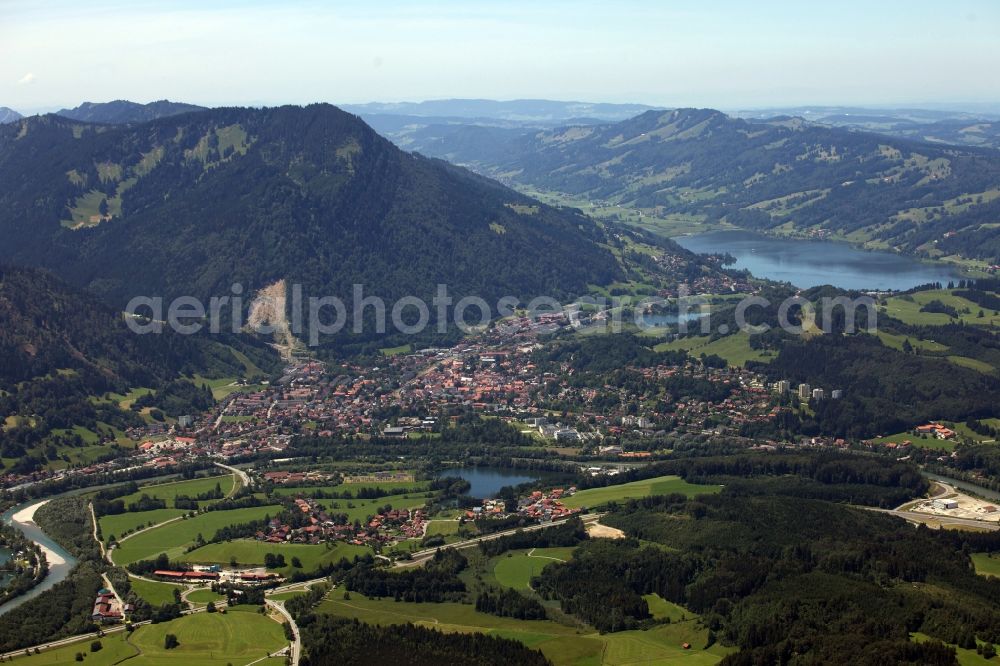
[2,0,998,113]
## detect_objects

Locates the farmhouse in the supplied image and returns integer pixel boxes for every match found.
[91,589,122,623]
[916,423,957,440]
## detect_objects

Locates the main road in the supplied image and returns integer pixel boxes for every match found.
[3,505,597,662]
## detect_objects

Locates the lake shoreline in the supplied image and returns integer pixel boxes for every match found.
[673,229,967,291]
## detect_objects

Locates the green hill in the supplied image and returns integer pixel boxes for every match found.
[0,265,279,472]
[55,99,208,124]
[0,104,622,310]
[397,108,1000,263]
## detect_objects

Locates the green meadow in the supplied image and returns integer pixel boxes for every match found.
[492,547,577,590]
[180,540,371,574]
[9,606,287,666]
[561,475,721,509]
[111,505,282,565]
[317,594,730,665]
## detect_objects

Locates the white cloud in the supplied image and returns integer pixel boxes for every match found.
[16,72,36,85]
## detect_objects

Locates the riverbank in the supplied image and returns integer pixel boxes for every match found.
[0,499,77,616]
[9,501,66,569]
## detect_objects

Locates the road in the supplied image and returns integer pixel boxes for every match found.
[265,599,300,666]
[0,602,220,661]
[402,512,603,563]
[6,499,595,660]
[870,507,1000,531]
[215,462,251,491]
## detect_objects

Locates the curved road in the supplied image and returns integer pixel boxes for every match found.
[265,599,300,665]
[5,499,597,661]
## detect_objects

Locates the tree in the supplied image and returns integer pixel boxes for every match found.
[206,601,217,613]
[291,556,302,568]
[90,640,102,652]
[164,634,179,650]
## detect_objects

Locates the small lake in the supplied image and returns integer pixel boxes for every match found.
[674,230,963,291]
[439,467,541,498]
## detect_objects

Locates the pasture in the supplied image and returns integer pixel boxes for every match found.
[10,606,287,666]
[180,539,371,574]
[561,475,721,509]
[100,509,188,541]
[492,547,576,590]
[113,475,236,508]
[317,594,730,665]
[129,577,185,606]
[111,505,282,565]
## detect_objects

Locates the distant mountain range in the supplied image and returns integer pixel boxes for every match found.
[0,105,621,315]
[0,107,21,124]
[341,98,662,124]
[733,106,1000,151]
[391,108,1000,263]
[55,100,207,124]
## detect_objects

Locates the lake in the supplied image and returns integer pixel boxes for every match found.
[440,466,541,498]
[674,230,963,291]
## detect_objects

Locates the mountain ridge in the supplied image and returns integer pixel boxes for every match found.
[395,107,1000,263]
[56,99,208,124]
[0,104,623,313]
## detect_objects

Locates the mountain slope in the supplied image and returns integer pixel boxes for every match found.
[0,105,621,310]
[56,99,207,124]
[401,108,1000,263]
[0,264,280,470]
[0,108,21,124]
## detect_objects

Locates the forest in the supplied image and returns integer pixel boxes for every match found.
[300,616,550,666]
[532,489,1000,664]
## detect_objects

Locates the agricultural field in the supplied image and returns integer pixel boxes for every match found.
[561,475,721,509]
[191,374,268,400]
[972,553,1000,578]
[873,330,949,353]
[10,606,287,666]
[424,520,462,537]
[113,475,237,508]
[881,289,1000,329]
[179,539,371,574]
[99,508,188,541]
[129,577,186,606]
[643,593,694,623]
[317,594,730,665]
[868,431,956,452]
[185,588,226,605]
[492,547,577,590]
[111,505,282,565]
[654,331,773,367]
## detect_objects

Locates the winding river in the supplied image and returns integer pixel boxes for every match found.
[0,499,77,616]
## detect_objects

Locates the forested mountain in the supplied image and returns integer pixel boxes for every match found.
[0,104,621,310]
[824,118,1000,151]
[0,265,279,469]
[0,107,21,124]
[398,108,1000,262]
[733,106,1000,150]
[55,99,207,124]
